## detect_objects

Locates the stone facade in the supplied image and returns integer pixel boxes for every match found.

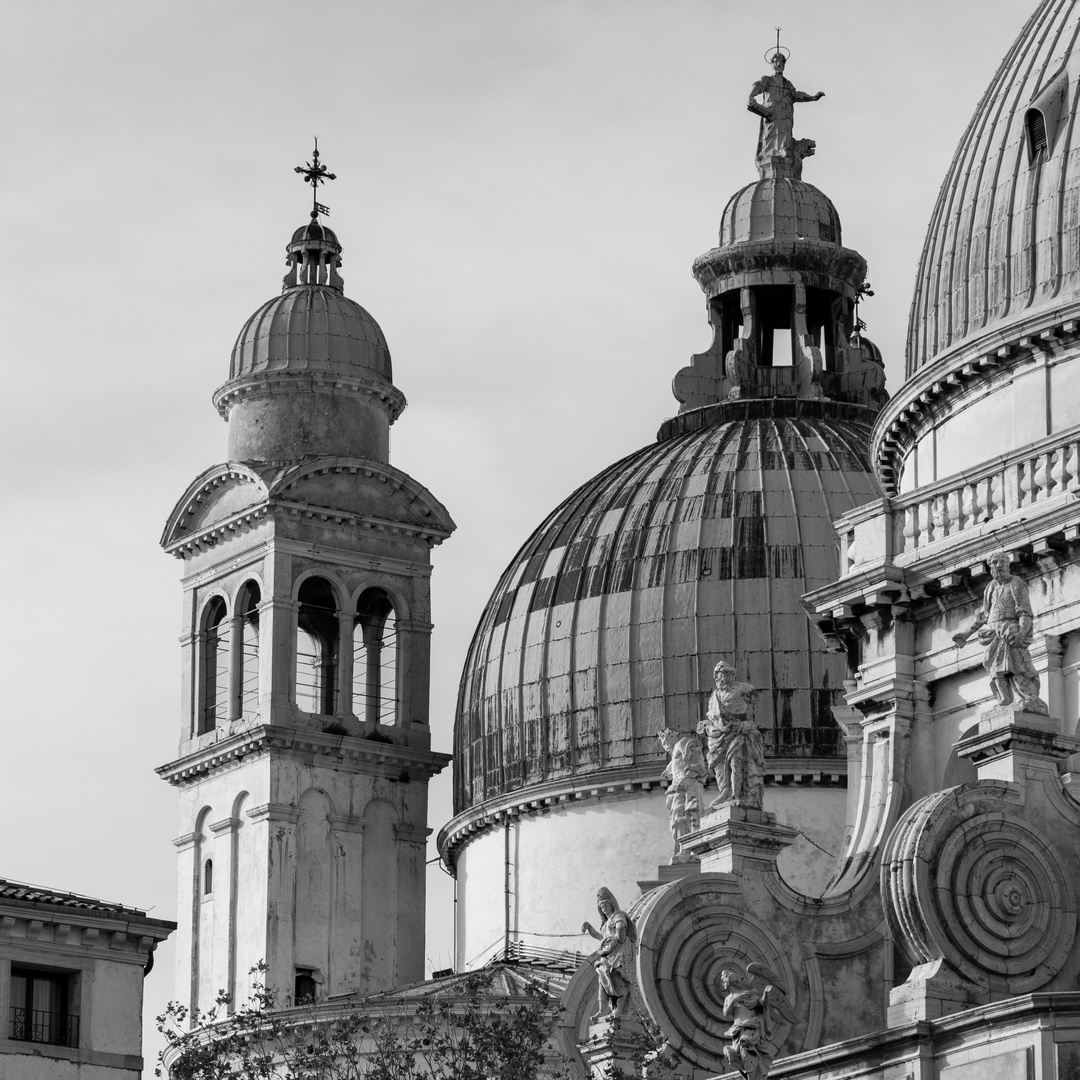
[0,880,172,1079]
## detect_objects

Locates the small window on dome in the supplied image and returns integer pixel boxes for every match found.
[1026,108,1048,163]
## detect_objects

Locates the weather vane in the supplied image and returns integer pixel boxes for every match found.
[294,137,336,222]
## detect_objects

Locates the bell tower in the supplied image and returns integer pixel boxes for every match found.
[157,147,454,1017]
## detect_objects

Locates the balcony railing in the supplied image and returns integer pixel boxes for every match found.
[9,1007,79,1048]
[762,726,844,759]
[891,430,1080,556]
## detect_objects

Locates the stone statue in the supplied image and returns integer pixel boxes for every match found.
[581,886,637,1021]
[698,662,766,809]
[658,728,708,863]
[952,553,1048,713]
[717,963,800,1080]
[748,51,824,180]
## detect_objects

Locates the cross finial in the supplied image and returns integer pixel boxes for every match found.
[776,26,782,53]
[294,137,337,222]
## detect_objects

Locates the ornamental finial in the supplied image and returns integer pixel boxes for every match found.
[294,137,337,222]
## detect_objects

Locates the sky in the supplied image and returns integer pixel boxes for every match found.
[0,0,1035,1071]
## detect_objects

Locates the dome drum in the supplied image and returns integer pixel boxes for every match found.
[217,376,400,463]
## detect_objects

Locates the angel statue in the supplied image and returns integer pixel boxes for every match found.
[581,886,637,1021]
[716,963,800,1080]
[658,728,709,862]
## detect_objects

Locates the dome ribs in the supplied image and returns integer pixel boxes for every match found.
[908,0,1080,376]
[452,406,880,812]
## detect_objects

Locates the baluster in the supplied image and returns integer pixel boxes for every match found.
[1034,450,1051,500]
[1002,462,1020,514]
[1052,445,1067,494]
[945,488,961,536]
[976,477,992,522]
[902,505,917,551]
[926,497,940,544]
[961,482,977,529]
[1068,440,1080,491]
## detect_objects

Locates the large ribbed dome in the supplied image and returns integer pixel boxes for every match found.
[453,399,881,812]
[229,287,392,383]
[907,0,1080,376]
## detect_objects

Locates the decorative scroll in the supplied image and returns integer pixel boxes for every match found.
[883,782,1076,993]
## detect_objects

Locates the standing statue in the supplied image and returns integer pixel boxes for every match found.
[658,728,708,863]
[581,887,637,1021]
[748,50,824,179]
[952,552,1048,713]
[717,964,800,1080]
[698,662,766,810]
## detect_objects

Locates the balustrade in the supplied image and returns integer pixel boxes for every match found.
[890,432,1080,555]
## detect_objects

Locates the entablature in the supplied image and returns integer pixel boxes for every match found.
[156,723,451,787]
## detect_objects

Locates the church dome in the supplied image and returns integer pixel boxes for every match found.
[228,287,393,383]
[212,217,404,465]
[720,178,841,246]
[452,398,880,814]
[907,0,1080,376]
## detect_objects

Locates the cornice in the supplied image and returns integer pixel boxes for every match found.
[438,757,846,870]
[156,724,451,787]
[873,309,1080,493]
[212,371,406,423]
[0,904,174,951]
[691,240,866,300]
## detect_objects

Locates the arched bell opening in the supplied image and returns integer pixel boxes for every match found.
[199,596,230,734]
[237,581,261,717]
[353,588,399,726]
[295,577,339,715]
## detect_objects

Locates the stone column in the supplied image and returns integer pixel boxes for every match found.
[336,609,355,721]
[226,614,244,722]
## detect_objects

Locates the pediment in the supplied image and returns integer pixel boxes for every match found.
[161,463,270,553]
[268,457,455,541]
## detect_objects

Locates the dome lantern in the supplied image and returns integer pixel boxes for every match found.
[672,52,886,415]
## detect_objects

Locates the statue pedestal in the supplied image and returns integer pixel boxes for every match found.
[887,958,983,1026]
[955,704,1080,784]
[578,1015,647,1079]
[682,803,797,875]
[637,860,700,896]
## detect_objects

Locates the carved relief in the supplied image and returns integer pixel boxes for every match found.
[634,875,803,1074]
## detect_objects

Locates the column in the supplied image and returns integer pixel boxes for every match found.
[336,609,355,720]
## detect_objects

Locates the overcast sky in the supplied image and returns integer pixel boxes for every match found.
[0,0,1034,1069]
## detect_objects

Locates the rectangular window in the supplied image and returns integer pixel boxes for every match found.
[9,968,78,1048]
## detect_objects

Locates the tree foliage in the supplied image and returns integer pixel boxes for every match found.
[156,963,563,1080]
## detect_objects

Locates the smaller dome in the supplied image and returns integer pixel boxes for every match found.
[290,221,340,249]
[720,178,841,247]
[229,287,392,383]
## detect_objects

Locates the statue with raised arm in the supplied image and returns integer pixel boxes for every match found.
[581,887,637,1021]
[698,662,765,810]
[952,552,1048,713]
[748,49,824,180]
[658,728,708,862]
[717,964,800,1080]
